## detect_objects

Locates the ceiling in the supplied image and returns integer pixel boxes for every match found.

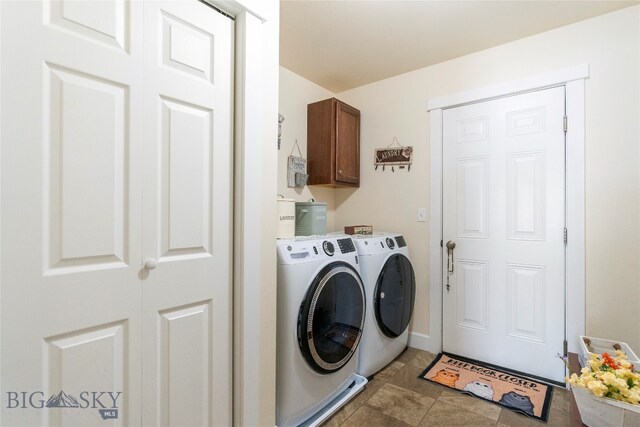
[280,0,638,93]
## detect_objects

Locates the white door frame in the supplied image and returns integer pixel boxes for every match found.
[426,64,587,355]
[206,1,279,426]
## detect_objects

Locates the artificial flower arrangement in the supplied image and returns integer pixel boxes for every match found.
[565,350,639,405]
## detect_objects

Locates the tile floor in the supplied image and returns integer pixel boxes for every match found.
[322,348,571,427]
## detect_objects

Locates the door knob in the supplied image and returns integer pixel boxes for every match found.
[144,258,158,270]
[445,241,456,293]
[446,241,456,274]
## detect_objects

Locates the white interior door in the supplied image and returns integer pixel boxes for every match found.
[1,1,233,425]
[442,87,566,382]
[140,2,233,426]
[1,1,144,425]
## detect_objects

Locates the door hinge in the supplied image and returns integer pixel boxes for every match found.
[563,115,568,132]
[563,228,568,246]
[440,240,443,248]
[563,340,568,357]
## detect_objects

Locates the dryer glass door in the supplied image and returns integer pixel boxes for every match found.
[298,262,365,374]
[375,254,416,338]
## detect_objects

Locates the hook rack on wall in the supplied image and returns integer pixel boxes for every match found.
[374,137,413,172]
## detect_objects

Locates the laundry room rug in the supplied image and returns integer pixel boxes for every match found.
[419,353,553,422]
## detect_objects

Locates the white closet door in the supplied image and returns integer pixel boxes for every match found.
[1,1,143,425]
[140,2,233,426]
[1,1,234,426]
[442,87,566,382]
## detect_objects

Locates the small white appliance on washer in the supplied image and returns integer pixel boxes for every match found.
[277,236,368,427]
[353,233,416,378]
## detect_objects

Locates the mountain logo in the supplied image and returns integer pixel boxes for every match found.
[45,391,80,408]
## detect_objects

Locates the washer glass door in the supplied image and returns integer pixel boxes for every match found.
[375,254,416,338]
[298,262,365,374]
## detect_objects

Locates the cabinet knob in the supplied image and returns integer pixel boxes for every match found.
[338,169,342,174]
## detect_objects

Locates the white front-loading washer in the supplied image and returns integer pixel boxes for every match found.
[277,236,367,427]
[353,233,416,378]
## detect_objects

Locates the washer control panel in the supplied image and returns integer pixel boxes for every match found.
[337,238,356,254]
[322,241,335,256]
[277,236,358,265]
[385,237,395,249]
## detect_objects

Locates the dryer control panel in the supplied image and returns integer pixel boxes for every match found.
[351,233,409,256]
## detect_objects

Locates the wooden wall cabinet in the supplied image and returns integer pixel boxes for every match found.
[307,98,360,187]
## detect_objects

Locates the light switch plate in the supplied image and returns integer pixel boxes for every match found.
[417,208,426,222]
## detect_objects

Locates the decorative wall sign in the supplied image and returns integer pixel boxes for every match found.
[375,137,413,172]
[287,139,308,188]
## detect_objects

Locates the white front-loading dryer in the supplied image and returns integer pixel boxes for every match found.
[353,233,416,378]
[276,236,367,427]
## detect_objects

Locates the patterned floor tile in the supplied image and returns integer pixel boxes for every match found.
[341,405,413,427]
[409,350,437,369]
[419,400,498,427]
[387,363,447,399]
[318,347,572,426]
[351,378,385,406]
[322,396,363,427]
[374,360,406,381]
[436,389,501,421]
[395,347,421,364]
[366,383,435,426]
[497,407,546,426]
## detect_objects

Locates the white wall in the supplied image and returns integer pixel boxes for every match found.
[278,67,338,231]
[333,71,432,340]
[334,6,640,350]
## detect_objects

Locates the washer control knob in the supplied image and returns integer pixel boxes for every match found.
[386,237,395,249]
[322,241,335,256]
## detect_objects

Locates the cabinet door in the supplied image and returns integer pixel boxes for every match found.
[335,101,360,185]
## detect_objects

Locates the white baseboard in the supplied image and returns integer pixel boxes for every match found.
[407,332,441,354]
